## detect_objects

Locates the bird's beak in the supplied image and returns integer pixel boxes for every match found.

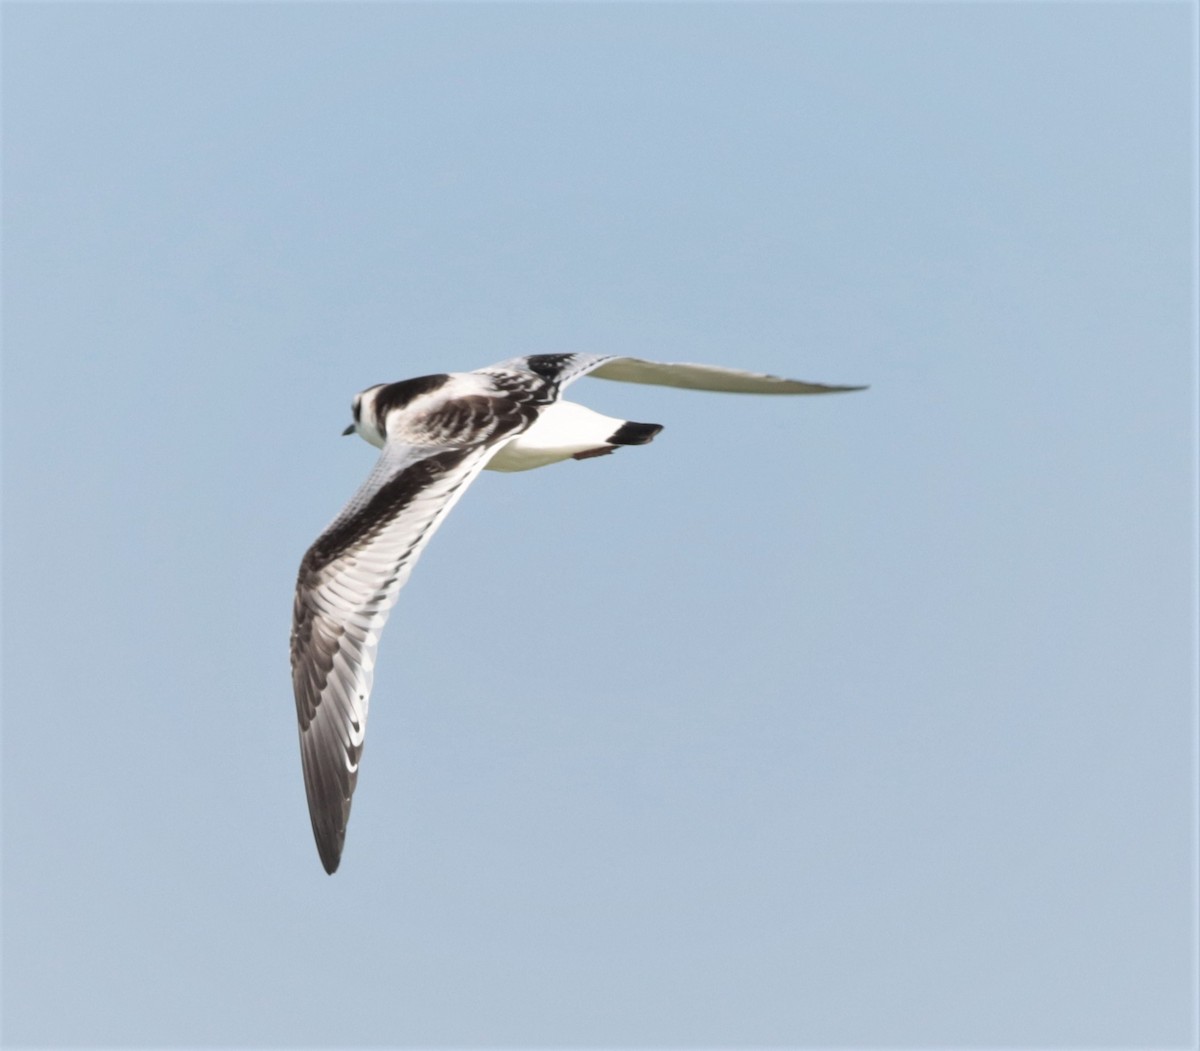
[342,424,356,436]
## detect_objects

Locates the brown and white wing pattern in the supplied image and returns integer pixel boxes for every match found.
[487,353,866,395]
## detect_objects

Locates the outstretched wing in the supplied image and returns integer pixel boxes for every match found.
[291,440,499,873]
[586,356,867,394]
[489,353,866,394]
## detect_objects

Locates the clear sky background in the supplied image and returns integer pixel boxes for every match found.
[2,3,1195,1048]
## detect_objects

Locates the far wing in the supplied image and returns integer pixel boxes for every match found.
[586,356,866,394]
[490,353,866,394]
[291,439,499,873]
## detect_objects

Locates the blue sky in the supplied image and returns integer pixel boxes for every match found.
[2,3,1196,1048]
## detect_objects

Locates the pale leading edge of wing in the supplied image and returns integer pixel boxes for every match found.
[291,440,498,873]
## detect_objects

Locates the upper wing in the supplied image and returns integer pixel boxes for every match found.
[489,353,866,394]
[291,440,499,873]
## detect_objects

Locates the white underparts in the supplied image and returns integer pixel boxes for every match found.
[486,401,628,472]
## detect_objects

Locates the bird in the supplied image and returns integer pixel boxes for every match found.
[292,352,865,872]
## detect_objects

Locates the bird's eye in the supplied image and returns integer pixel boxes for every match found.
[352,399,362,421]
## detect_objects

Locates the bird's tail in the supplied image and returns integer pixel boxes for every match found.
[607,421,663,446]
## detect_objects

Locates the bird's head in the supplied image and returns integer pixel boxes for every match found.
[343,384,387,448]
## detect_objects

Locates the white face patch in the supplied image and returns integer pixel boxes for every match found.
[351,386,389,448]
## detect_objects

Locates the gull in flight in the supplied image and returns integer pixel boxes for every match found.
[292,352,864,872]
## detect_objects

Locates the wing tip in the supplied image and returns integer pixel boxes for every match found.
[316,833,344,874]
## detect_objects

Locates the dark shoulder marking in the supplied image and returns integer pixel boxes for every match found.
[373,374,451,418]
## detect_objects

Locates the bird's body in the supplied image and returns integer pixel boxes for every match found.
[486,400,659,470]
[292,352,864,873]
